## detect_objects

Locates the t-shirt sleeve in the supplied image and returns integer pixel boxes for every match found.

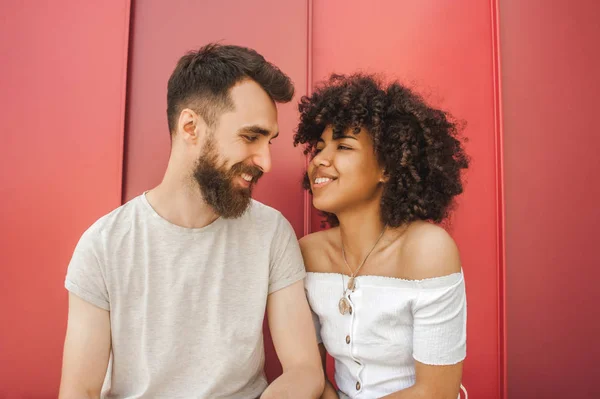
[64,224,110,310]
[268,214,306,294]
[412,274,467,365]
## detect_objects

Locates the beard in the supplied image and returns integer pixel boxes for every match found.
[193,138,263,218]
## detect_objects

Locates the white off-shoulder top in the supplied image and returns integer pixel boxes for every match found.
[305,271,467,398]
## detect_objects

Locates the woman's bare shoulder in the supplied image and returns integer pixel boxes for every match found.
[299,228,338,273]
[399,221,462,280]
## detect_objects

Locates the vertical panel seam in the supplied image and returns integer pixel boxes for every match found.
[490,0,507,397]
[303,0,314,236]
[118,0,133,205]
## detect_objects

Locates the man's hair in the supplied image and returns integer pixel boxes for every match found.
[167,43,295,135]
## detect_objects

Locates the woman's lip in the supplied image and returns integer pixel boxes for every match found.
[312,177,336,189]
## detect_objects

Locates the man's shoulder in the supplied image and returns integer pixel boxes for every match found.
[244,199,286,226]
[80,195,142,242]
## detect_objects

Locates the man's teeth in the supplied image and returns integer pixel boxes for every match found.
[241,173,253,182]
[314,177,332,184]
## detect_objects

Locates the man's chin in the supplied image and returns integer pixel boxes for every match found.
[235,185,252,194]
[214,193,253,219]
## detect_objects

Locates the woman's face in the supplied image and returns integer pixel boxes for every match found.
[308,126,385,216]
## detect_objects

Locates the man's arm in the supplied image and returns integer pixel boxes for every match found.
[299,234,337,399]
[58,293,111,399]
[261,280,325,399]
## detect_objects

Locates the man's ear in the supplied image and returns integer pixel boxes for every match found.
[177,108,208,144]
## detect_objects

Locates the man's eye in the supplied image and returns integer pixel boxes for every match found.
[243,135,258,142]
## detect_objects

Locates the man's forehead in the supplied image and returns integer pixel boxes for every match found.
[229,79,274,105]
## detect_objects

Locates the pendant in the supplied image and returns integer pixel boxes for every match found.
[338,296,351,315]
[347,277,356,292]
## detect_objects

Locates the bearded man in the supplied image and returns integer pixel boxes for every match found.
[59,43,323,399]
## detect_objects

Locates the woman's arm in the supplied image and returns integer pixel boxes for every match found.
[318,344,339,399]
[380,361,463,399]
[381,222,465,399]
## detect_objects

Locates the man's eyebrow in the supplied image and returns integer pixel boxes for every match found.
[239,125,278,139]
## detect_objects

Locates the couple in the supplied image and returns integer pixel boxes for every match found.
[59,43,468,399]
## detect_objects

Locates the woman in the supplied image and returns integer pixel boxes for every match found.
[294,74,469,399]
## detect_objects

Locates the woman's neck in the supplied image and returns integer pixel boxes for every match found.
[336,201,386,271]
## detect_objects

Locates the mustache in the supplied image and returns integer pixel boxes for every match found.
[229,163,263,182]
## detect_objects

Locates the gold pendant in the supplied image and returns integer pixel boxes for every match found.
[338,297,351,315]
[347,277,356,291]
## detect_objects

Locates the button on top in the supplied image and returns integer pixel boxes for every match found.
[345,335,351,344]
[356,381,361,390]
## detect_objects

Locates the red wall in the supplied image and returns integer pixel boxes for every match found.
[309,1,504,397]
[0,1,131,397]
[500,1,600,397]
[122,0,309,382]
[1,1,516,397]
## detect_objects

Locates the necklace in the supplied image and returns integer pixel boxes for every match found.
[338,226,386,315]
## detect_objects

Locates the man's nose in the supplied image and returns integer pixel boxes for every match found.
[252,143,272,173]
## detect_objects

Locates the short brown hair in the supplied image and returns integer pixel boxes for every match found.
[167,43,294,134]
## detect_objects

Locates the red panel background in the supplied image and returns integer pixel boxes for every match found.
[122,0,309,382]
[500,0,600,397]
[0,1,514,396]
[0,1,131,397]
[309,1,504,397]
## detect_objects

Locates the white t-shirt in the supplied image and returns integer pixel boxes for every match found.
[65,193,306,398]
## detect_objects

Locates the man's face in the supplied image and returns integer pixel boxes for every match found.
[193,79,279,218]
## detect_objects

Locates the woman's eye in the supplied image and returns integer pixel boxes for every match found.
[314,148,323,154]
[338,145,352,150]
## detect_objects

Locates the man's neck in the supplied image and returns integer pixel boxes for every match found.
[145,162,219,229]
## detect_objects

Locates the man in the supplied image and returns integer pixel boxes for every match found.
[59,43,324,399]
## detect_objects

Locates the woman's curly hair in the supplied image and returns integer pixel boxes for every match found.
[293,73,469,228]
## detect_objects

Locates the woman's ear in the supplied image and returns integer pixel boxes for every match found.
[380,169,390,183]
